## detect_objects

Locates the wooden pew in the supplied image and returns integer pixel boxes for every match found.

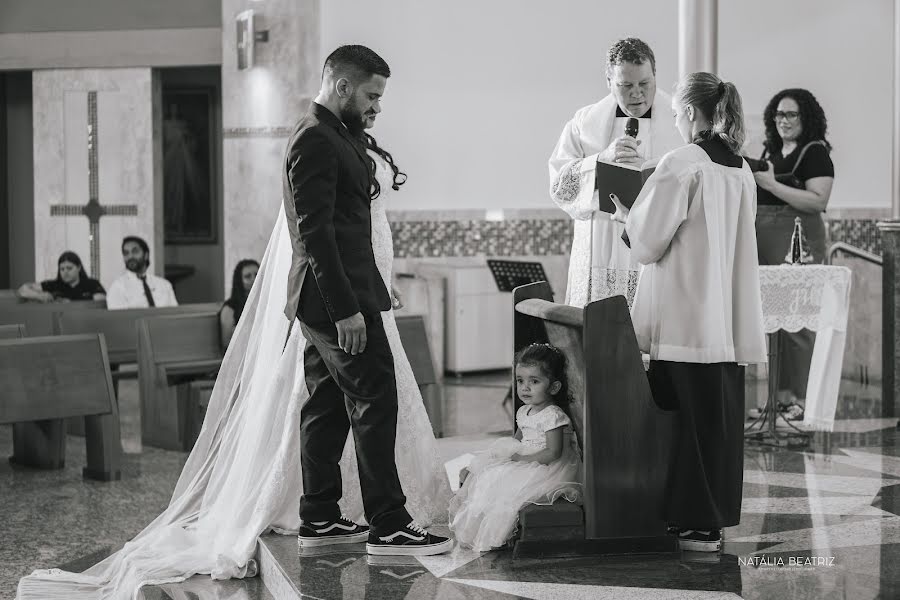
[53,303,221,436]
[0,323,44,472]
[133,312,442,451]
[0,300,106,337]
[53,303,222,367]
[396,314,443,437]
[137,312,222,451]
[0,334,121,480]
[511,282,677,556]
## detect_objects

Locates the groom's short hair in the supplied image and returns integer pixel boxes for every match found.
[323,45,391,83]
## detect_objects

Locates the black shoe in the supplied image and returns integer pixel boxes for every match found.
[366,522,454,556]
[677,529,722,553]
[297,516,369,548]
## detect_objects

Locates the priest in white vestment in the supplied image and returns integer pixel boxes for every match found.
[549,38,683,307]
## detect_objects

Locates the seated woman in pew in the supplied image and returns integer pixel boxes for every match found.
[219,258,259,348]
[449,342,582,551]
[16,251,106,303]
[612,73,766,553]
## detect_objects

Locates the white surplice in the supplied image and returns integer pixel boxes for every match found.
[625,144,767,364]
[549,90,683,308]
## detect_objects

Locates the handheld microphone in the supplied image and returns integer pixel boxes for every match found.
[625,117,639,138]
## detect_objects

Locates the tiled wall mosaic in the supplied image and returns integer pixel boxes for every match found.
[826,219,881,256]
[390,219,574,258]
[388,216,884,258]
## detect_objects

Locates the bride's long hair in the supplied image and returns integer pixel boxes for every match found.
[363,133,407,199]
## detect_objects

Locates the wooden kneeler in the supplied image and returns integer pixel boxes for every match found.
[511,282,677,556]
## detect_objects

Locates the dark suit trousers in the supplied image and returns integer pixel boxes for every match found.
[297,315,411,535]
[647,361,745,530]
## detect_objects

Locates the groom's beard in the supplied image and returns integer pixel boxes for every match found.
[339,104,367,137]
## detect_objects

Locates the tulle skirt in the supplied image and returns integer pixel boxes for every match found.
[448,438,581,552]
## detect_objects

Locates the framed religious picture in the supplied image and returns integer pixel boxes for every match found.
[162,87,217,244]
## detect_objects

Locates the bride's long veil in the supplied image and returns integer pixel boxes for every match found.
[18,206,310,600]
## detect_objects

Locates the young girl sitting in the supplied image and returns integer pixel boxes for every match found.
[448,343,582,552]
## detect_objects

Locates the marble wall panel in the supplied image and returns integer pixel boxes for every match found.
[221,0,320,294]
[33,68,155,289]
[222,135,285,282]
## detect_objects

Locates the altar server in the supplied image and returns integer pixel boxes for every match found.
[617,72,766,552]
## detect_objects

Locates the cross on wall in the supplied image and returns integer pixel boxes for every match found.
[49,91,138,281]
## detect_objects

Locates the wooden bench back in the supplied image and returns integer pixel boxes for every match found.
[54,303,221,364]
[0,301,105,337]
[139,312,222,365]
[0,333,116,423]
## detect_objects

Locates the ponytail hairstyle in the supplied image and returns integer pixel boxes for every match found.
[674,72,745,154]
[514,342,571,411]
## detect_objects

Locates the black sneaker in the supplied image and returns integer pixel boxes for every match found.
[677,529,722,553]
[366,522,454,556]
[297,515,369,548]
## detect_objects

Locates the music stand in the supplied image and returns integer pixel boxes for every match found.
[486,259,552,296]
[486,260,552,414]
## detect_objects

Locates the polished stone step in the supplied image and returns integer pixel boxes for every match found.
[139,574,275,599]
[258,533,442,600]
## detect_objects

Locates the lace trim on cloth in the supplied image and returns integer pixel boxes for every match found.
[588,267,639,306]
[550,160,584,204]
[758,265,851,333]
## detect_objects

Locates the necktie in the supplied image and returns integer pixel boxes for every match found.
[139,274,156,307]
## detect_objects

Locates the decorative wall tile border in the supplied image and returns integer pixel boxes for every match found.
[387,216,884,259]
[827,219,881,256]
[223,126,293,139]
[387,208,567,222]
[391,219,573,258]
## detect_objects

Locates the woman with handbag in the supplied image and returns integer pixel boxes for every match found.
[753,88,835,420]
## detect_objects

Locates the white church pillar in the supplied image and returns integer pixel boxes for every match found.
[220,0,321,293]
[32,69,161,288]
[678,0,718,77]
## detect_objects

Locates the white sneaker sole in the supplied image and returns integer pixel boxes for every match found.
[366,538,454,556]
[298,531,369,548]
[678,538,721,553]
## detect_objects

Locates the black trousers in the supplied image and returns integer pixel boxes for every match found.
[647,360,745,530]
[298,315,411,535]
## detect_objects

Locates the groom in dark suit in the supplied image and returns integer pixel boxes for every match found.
[282,45,451,556]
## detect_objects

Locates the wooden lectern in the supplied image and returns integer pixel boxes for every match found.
[512,282,678,555]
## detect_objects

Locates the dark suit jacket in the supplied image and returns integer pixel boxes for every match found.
[281,102,391,323]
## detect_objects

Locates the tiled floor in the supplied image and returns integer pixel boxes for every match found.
[3,372,897,600]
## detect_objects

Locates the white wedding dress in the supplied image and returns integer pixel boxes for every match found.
[17,153,450,600]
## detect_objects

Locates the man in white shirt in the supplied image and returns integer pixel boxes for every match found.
[106,236,178,309]
[549,38,683,308]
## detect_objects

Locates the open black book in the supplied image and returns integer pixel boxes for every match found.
[594,159,657,214]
